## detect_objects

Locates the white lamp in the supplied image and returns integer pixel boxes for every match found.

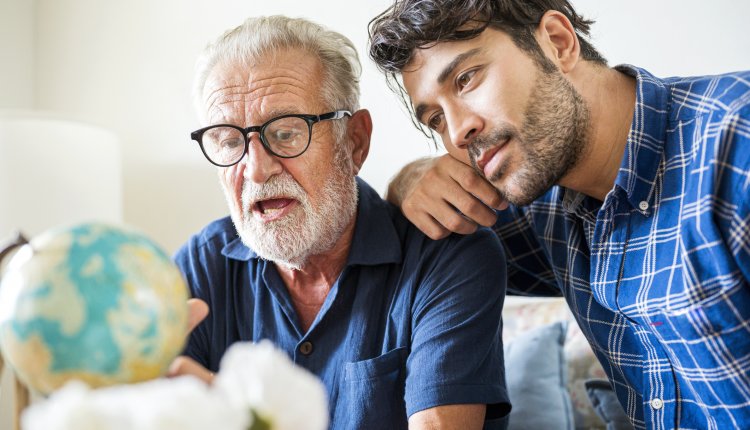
[0,110,123,238]
[0,109,122,430]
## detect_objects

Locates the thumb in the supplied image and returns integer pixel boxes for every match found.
[187,298,209,334]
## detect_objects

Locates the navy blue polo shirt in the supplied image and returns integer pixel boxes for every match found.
[175,178,510,429]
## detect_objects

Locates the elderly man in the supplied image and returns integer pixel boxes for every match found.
[368,0,750,429]
[170,16,510,430]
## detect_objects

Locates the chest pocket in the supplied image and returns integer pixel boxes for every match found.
[332,347,408,430]
[652,220,750,343]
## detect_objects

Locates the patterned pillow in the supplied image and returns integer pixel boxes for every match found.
[503,297,607,429]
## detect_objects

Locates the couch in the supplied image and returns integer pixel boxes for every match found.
[502,296,633,430]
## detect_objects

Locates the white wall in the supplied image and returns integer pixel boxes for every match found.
[19,0,750,254]
[0,0,35,108]
[0,1,36,425]
[574,0,750,76]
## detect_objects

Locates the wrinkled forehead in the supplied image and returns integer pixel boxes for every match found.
[201,48,326,122]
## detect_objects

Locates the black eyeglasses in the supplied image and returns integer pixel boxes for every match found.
[190,110,351,167]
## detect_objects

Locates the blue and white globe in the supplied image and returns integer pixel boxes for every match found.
[0,223,189,395]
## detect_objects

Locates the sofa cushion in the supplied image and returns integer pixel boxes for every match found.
[503,297,607,428]
[504,321,574,430]
[584,379,634,430]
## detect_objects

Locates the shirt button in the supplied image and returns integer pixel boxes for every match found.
[639,201,649,211]
[650,398,663,410]
[299,341,314,356]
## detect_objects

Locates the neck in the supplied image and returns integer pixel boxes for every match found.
[275,214,357,331]
[559,65,636,201]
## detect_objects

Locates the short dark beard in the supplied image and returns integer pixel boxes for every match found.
[468,65,590,206]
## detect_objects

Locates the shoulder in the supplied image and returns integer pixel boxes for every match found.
[173,216,236,267]
[666,70,750,120]
[666,72,750,193]
[394,196,505,256]
[405,222,507,300]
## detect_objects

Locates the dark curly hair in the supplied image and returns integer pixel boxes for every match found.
[369,0,605,73]
[368,0,606,139]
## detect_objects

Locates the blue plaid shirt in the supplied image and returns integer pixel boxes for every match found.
[495,65,750,429]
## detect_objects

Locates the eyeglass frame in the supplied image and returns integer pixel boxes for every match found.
[190,110,352,167]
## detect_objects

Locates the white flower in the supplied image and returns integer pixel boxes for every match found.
[214,340,329,430]
[21,341,328,430]
[22,376,248,430]
[22,381,120,430]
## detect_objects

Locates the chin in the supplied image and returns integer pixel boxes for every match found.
[494,176,551,208]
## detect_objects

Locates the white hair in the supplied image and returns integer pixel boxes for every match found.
[193,15,361,140]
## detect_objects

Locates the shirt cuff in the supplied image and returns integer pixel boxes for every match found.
[406,383,511,419]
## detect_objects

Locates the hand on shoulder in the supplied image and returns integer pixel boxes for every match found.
[387,154,507,239]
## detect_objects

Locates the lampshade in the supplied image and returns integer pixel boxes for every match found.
[0,110,122,240]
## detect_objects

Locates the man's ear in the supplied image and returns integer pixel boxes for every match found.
[535,10,581,74]
[346,109,372,175]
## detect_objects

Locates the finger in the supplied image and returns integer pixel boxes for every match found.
[401,178,477,237]
[167,356,215,384]
[438,155,507,210]
[187,298,209,334]
[403,205,453,240]
[421,199,480,236]
[403,187,479,236]
[444,188,499,228]
[427,158,502,225]
[412,172,490,232]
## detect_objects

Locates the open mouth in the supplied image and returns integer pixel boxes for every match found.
[252,198,298,221]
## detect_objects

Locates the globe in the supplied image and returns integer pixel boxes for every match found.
[0,223,189,395]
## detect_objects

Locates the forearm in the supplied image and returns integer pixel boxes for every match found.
[409,404,486,430]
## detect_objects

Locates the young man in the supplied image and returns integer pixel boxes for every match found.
[369,1,750,428]
[170,15,511,430]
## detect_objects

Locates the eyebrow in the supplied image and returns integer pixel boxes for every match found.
[414,47,484,122]
[437,47,484,84]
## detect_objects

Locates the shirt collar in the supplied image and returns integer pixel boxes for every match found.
[612,65,669,214]
[221,177,402,266]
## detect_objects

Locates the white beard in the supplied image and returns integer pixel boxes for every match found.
[225,157,358,270]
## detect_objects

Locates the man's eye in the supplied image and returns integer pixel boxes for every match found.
[273,130,292,140]
[270,129,301,142]
[221,138,244,149]
[427,113,444,131]
[457,70,476,89]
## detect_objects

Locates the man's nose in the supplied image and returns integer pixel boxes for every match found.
[242,135,283,184]
[447,107,482,150]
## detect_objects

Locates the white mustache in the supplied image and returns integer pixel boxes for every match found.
[241,173,307,211]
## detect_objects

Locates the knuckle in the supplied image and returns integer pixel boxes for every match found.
[421,168,441,184]
[461,172,481,188]
[444,216,468,233]
[427,228,448,240]
[462,198,484,216]
[485,192,503,208]
[421,220,447,240]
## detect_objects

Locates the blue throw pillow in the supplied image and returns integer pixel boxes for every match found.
[584,379,634,430]
[504,321,574,430]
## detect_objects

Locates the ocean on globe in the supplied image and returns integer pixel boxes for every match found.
[0,223,189,395]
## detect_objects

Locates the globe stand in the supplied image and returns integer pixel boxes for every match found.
[0,233,32,430]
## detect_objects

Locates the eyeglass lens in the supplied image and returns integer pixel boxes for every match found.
[201,116,310,165]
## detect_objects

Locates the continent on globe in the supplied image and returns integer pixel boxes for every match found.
[0,223,189,395]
